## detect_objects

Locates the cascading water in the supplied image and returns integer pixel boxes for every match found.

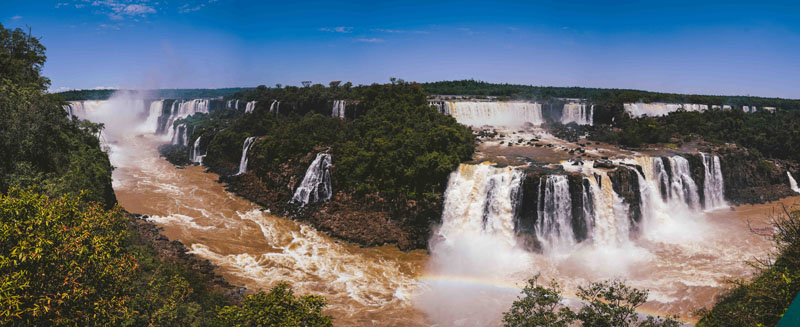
[269,100,280,113]
[441,101,543,127]
[190,136,205,164]
[332,100,346,118]
[163,99,210,137]
[701,153,727,209]
[536,175,576,252]
[291,153,333,205]
[667,156,701,210]
[788,172,800,193]
[561,103,593,125]
[141,100,164,134]
[624,103,709,118]
[170,123,188,146]
[245,101,257,113]
[237,136,258,175]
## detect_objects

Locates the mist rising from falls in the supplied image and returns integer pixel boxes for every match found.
[291,153,333,206]
[561,103,593,125]
[440,101,543,127]
[237,136,258,175]
[789,172,800,193]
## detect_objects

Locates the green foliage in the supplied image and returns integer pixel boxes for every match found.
[698,206,800,326]
[199,80,474,201]
[502,275,575,327]
[215,282,332,327]
[0,189,135,325]
[503,277,679,327]
[0,25,115,206]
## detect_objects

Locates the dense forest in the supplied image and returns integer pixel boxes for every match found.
[56,87,251,101]
[0,23,331,326]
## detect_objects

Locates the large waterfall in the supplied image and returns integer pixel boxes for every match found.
[561,103,593,125]
[536,175,575,251]
[667,156,701,210]
[439,101,543,127]
[332,100,346,119]
[789,172,800,193]
[291,153,333,206]
[162,99,210,137]
[141,100,164,133]
[245,101,257,113]
[701,153,726,209]
[237,136,258,175]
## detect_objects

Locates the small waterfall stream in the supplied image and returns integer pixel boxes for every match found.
[291,153,333,205]
[789,172,800,193]
[237,136,258,175]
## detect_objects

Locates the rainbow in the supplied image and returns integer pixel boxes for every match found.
[416,273,694,325]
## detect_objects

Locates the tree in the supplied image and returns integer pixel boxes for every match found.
[301,81,312,87]
[215,282,332,327]
[0,189,136,325]
[0,23,49,89]
[503,278,680,327]
[503,275,575,327]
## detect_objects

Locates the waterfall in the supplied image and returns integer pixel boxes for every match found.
[536,175,575,252]
[245,101,257,113]
[701,153,727,209]
[561,103,593,125]
[269,100,280,113]
[429,101,448,115]
[585,172,631,247]
[789,172,800,193]
[439,163,522,248]
[667,156,701,210]
[441,101,543,127]
[190,136,206,164]
[163,99,210,137]
[237,136,258,175]
[170,123,188,146]
[332,100,346,118]
[142,100,164,134]
[624,103,708,118]
[291,153,333,206]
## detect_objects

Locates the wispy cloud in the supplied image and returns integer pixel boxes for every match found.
[356,37,384,43]
[371,28,428,34]
[319,26,353,33]
[11,15,22,20]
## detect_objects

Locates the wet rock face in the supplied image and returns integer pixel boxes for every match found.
[717,147,797,204]
[608,165,642,233]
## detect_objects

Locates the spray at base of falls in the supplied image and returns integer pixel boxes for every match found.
[237,136,258,175]
[291,153,333,205]
[789,172,800,193]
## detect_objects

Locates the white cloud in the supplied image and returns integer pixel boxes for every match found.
[371,28,428,34]
[11,15,22,20]
[121,4,155,15]
[356,38,384,43]
[319,26,353,33]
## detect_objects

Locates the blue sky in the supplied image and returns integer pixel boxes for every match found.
[2,0,799,98]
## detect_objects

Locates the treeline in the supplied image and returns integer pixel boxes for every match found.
[56,87,251,101]
[422,79,800,111]
[590,109,800,162]
[0,23,331,326]
[190,79,474,202]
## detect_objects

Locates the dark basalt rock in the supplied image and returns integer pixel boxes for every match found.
[716,146,797,204]
[158,144,192,166]
[608,165,643,234]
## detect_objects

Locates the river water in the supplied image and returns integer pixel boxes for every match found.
[104,110,798,326]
